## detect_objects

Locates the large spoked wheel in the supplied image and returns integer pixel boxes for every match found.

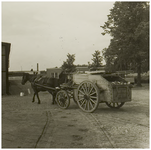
[105,102,125,109]
[55,90,70,109]
[77,81,100,113]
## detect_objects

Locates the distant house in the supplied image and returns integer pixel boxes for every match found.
[46,67,90,78]
[46,68,62,78]
[9,70,46,77]
[89,66,105,71]
[2,42,11,95]
[46,66,105,79]
[76,67,89,73]
[40,70,46,75]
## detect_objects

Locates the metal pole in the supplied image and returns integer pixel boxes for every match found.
[37,63,39,71]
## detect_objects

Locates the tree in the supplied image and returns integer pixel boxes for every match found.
[101,2,149,86]
[102,48,116,72]
[76,64,88,67]
[89,50,103,70]
[61,53,76,73]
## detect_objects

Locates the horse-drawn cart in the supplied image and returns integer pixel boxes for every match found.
[55,71,133,113]
[22,71,132,113]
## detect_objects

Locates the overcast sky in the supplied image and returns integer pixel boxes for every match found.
[2,1,114,71]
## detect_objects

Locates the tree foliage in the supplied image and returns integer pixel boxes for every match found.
[101,2,149,86]
[61,53,76,73]
[76,64,88,67]
[89,50,103,70]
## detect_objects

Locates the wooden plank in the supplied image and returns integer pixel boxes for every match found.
[2,72,6,95]
[112,86,132,102]
[2,56,6,71]
[2,46,6,55]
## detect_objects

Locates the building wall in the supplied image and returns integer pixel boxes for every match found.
[46,67,89,78]
[76,67,89,73]
[2,42,11,95]
[46,68,62,78]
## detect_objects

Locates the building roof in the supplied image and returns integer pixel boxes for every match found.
[2,42,11,45]
[47,68,62,70]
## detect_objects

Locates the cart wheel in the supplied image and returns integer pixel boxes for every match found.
[77,81,100,113]
[105,102,125,108]
[56,90,70,109]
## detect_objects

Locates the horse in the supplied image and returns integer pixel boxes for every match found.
[21,71,66,104]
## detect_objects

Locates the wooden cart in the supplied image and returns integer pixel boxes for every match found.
[55,71,133,113]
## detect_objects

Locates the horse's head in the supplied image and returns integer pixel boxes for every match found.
[21,73,29,85]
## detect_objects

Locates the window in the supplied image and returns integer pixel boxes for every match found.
[51,73,54,78]
[55,73,58,78]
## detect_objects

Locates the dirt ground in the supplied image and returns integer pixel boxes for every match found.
[2,78,149,148]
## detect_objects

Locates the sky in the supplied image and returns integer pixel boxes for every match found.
[2,1,115,71]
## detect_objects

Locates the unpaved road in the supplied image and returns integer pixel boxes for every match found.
[2,83,149,148]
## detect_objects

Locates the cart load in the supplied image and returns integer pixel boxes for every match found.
[55,71,133,113]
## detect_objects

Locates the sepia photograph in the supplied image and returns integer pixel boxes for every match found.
[2,1,149,148]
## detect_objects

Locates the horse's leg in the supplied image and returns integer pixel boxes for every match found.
[52,92,57,105]
[48,90,55,105]
[36,92,41,104]
[32,93,36,102]
[52,95,55,104]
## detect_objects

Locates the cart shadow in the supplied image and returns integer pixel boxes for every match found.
[67,104,79,110]
[95,107,127,113]
[94,103,148,115]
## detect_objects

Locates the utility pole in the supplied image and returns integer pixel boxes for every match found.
[37,63,39,71]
